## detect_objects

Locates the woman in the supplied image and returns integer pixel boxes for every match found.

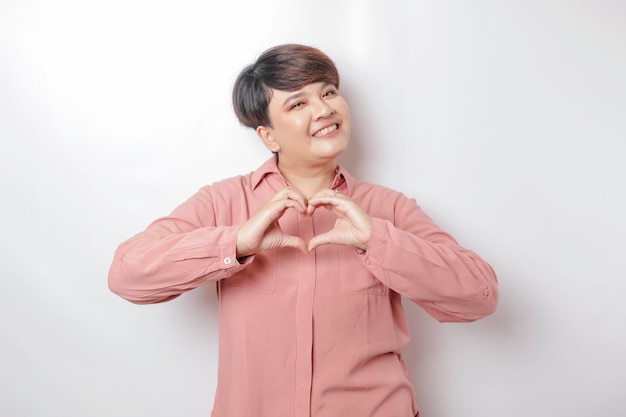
[109,44,498,417]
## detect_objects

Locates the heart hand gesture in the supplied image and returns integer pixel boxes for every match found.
[236,188,309,258]
[306,189,372,252]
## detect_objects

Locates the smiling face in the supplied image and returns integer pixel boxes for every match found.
[256,82,351,168]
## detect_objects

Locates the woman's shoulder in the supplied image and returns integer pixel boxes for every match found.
[198,157,277,196]
[195,172,254,201]
[353,179,409,201]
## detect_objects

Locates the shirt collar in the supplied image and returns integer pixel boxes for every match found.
[250,156,355,195]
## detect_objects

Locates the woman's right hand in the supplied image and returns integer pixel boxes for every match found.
[236,188,309,258]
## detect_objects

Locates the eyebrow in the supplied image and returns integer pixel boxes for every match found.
[282,92,305,107]
[281,83,334,107]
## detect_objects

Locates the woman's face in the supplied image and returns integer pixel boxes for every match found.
[257,82,351,166]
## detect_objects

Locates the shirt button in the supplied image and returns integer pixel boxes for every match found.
[364,258,371,265]
[483,288,490,296]
[224,257,232,265]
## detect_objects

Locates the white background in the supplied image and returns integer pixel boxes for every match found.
[1,1,625,416]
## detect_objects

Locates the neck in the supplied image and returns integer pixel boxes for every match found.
[277,158,337,198]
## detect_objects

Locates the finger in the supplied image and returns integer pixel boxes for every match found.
[308,189,347,204]
[309,187,342,199]
[272,188,308,208]
[282,197,308,216]
[247,202,303,242]
[281,235,309,254]
[307,197,349,216]
[308,232,335,252]
[263,199,307,221]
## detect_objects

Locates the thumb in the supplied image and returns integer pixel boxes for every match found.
[281,235,309,254]
[307,232,334,252]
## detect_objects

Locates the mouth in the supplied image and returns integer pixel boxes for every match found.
[312,123,339,138]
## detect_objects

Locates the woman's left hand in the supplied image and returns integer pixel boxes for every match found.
[306,189,372,252]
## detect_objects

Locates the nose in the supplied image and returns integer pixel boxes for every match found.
[313,98,334,120]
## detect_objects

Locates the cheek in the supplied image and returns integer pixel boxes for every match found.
[336,98,351,118]
[273,116,306,139]
[338,102,351,128]
[282,118,308,138]
[292,116,308,129]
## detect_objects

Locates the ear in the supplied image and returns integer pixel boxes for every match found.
[256,125,280,153]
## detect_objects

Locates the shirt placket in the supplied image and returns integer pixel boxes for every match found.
[294,213,316,417]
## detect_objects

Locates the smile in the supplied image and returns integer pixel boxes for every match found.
[313,124,338,138]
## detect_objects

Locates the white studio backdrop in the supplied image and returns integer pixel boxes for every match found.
[1,1,625,416]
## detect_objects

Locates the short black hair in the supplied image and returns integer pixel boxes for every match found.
[232,44,340,128]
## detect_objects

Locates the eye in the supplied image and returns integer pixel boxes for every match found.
[322,88,337,98]
[290,101,305,109]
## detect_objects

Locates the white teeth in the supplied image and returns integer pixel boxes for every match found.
[313,124,338,137]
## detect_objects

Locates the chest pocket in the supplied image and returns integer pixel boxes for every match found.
[337,247,387,296]
[222,250,277,293]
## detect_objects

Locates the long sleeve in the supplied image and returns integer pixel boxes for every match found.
[108,186,250,304]
[107,158,498,417]
[357,189,498,322]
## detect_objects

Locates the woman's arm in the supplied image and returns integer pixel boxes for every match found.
[108,188,248,304]
[108,183,311,304]
[307,187,498,322]
[360,193,498,323]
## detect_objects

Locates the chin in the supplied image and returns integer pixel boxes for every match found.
[318,146,347,162]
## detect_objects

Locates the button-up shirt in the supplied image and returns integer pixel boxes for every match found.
[108,156,498,417]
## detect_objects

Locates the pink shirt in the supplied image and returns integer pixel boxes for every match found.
[109,157,498,417]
